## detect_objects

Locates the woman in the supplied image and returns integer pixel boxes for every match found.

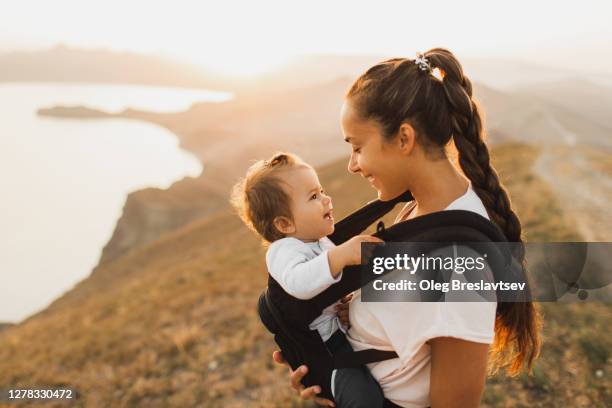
[273,48,541,408]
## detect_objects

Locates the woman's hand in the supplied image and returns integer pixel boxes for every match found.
[336,293,353,329]
[272,351,336,407]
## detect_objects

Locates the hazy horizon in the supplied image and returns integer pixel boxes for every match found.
[2,0,611,76]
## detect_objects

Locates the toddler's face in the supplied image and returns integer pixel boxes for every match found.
[278,166,334,241]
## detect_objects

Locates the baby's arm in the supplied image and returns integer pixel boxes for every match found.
[266,236,382,300]
[267,240,337,300]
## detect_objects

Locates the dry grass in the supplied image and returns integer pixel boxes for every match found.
[0,143,609,407]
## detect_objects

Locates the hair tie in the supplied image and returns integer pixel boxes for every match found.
[431,67,446,81]
[415,52,446,82]
[415,53,431,72]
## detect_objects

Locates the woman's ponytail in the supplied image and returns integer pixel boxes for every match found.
[430,49,542,375]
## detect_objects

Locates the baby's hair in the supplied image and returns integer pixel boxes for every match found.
[230,152,310,244]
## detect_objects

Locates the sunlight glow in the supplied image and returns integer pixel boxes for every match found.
[1,0,611,76]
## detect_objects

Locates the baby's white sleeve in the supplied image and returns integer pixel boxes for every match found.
[266,238,342,300]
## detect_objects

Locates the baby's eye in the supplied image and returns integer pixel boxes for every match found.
[310,193,318,200]
[352,147,361,153]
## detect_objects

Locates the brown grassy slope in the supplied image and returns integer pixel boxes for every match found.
[483,144,611,408]
[0,143,610,408]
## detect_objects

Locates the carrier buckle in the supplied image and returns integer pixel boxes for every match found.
[376,221,386,236]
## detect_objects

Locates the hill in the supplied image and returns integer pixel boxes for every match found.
[0,143,609,407]
[6,46,612,96]
[514,78,612,132]
[474,83,612,149]
[0,45,242,92]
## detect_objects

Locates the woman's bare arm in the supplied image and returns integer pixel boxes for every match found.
[429,337,489,408]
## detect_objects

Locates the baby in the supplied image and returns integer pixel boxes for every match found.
[230,152,384,407]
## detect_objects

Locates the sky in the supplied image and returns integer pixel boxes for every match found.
[2,0,611,75]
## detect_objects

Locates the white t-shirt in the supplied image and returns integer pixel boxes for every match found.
[266,236,344,341]
[347,183,497,408]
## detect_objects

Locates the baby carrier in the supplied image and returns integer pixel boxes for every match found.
[257,190,512,401]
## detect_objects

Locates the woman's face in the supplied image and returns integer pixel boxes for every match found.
[340,100,412,200]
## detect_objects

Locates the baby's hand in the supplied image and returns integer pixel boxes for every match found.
[327,235,383,277]
[340,235,384,266]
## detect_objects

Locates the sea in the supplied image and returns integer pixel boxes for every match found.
[0,82,231,322]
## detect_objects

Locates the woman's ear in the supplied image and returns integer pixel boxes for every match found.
[397,123,416,155]
[273,216,296,235]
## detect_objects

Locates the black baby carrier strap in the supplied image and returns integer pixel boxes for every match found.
[326,189,415,245]
[311,208,510,313]
[257,190,509,401]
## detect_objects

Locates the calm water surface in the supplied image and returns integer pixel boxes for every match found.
[0,82,231,322]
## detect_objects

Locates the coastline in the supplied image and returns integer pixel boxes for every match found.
[35,77,354,272]
[37,104,232,269]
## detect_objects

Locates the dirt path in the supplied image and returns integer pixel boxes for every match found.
[534,143,612,242]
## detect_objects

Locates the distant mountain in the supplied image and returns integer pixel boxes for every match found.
[5,46,612,96]
[461,57,612,91]
[474,82,612,149]
[255,54,612,94]
[241,54,383,94]
[0,45,244,91]
[513,78,612,131]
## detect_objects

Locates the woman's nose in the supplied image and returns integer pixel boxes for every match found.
[348,152,360,174]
